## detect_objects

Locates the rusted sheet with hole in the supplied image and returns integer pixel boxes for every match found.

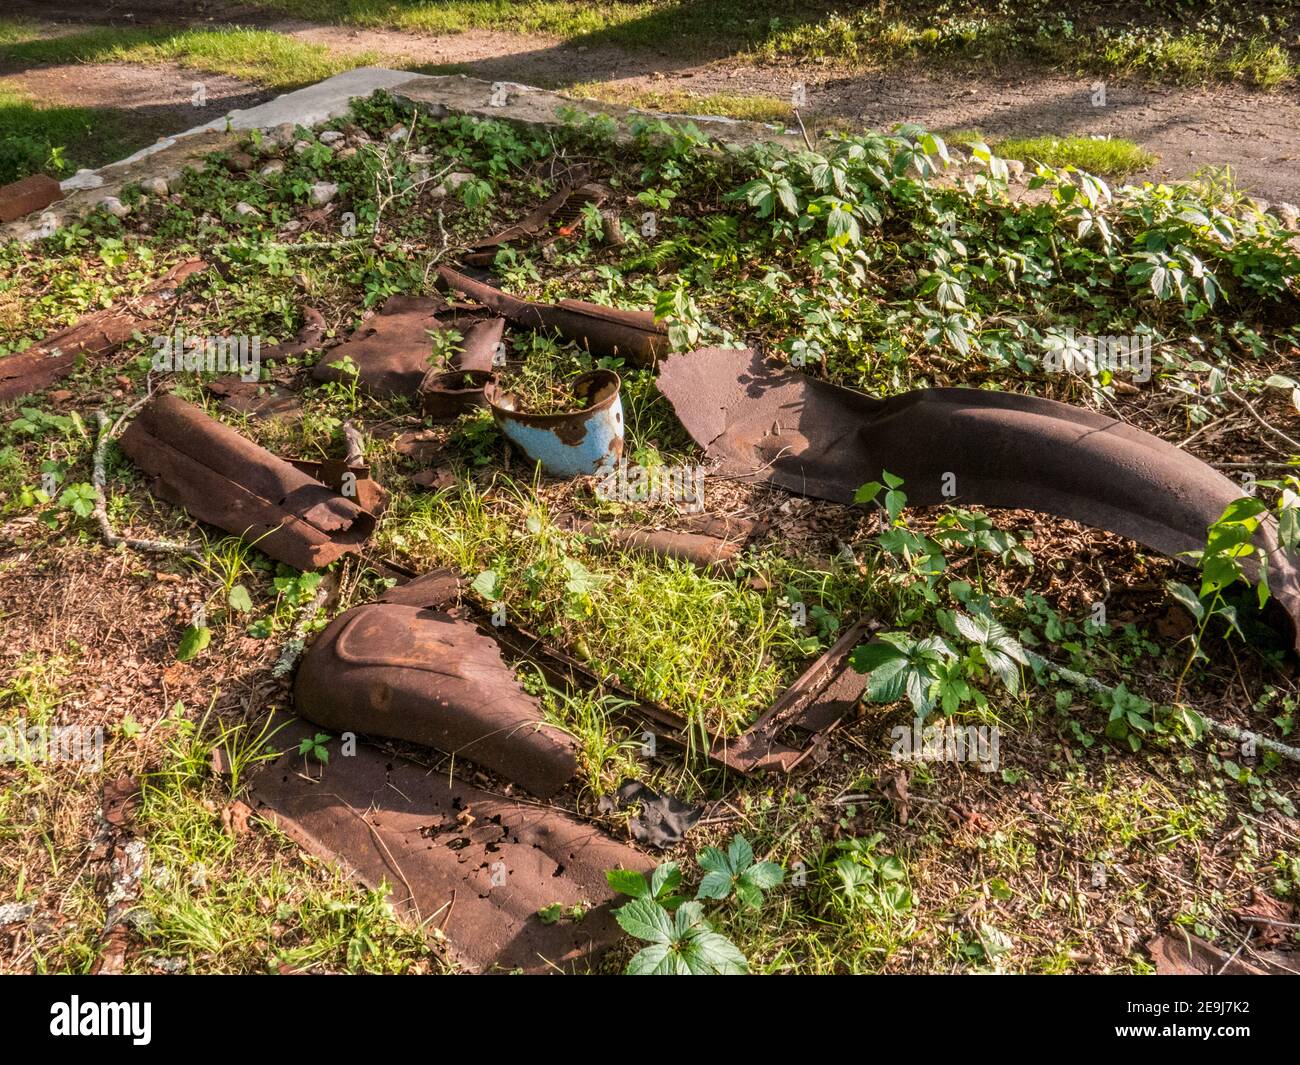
[119,392,375,571]
[439,266,667,367]
[310,294,504,400]
[293,571,578,797]
[249,715,650,974]
[659,346,1300,652]
[0,259,207,403]
[463,172,607,266]
[0,173,62,223]
[486,369,624,477]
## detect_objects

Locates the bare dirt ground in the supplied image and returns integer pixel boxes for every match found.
[8,2,1300,203]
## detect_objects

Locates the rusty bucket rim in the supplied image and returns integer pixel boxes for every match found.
[484,367,622,428]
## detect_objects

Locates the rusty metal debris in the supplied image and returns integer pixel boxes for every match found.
[463,171,608,267]
[0,259,207,403]
[439,265,667,367]
[309,294,505,405]
[119,392,376,571]
[571,514,764,574]
[0,173,62,223]
[249,715,651,973]
[486,369,624,477]
[600,780,702,849]
[657,346,1300,652]
[293,570,578,798]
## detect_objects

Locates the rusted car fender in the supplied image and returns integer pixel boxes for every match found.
[657,346,1300,652]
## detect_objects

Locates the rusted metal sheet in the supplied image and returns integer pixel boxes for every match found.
[463,172,607,267]
[658,346,1300,652]
[486,369,624,477]
[249,715,650,973]
[0,259,207,403]
[119,392,376,571]
[293,571,579,797]
[310,294,504,401]
[438,266,667,368]
[0,173,62,223]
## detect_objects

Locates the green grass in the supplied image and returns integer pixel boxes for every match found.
[570,83,794,123]
[0,83,134,183]
[994,134,1157,178]
[0,24,381,91]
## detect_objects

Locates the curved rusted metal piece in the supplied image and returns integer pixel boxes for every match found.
[293,571,578,798]
[438,265,667,367]
[486,369,625,477]
[657,347,1300,651]
[119,392,375,571]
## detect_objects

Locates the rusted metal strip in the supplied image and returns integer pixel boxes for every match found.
[0,259,207,403]
[462,171,607,266]
[119,392,375,571]
[569,514,764,573]
[248,715,650,973]
[658,346,1300,653]
[438,266,667,368]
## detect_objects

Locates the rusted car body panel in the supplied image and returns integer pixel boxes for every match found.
[658,346,1300,651]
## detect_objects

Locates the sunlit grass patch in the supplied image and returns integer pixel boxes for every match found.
[995,134,1156,178]
[570,83,794,123]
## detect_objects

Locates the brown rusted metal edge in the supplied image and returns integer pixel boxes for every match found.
[248,714,650,974]
[0,259,207,403]
[658,346,1300,654]
[462,171,606,266]
[568,514,765,574]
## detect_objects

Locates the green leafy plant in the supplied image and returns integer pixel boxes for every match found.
[695,835,784,908]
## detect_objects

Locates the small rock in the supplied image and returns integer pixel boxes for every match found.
[279,219,302,234]
[224,151,255,173]
[98,196,131,218]
[140,176,169,197]
[309,181,338,206]
[338,147,357,159]
[442,171,475,194]
[259,160,284,178]
[292,139,311,156]
[234,201,262,218]
[318,130,345,145]
[1274,201,1299,229]
[387,125,409,142]
[1005,159,1026,182]
[261,122,295,152]
[48,390,73,404]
